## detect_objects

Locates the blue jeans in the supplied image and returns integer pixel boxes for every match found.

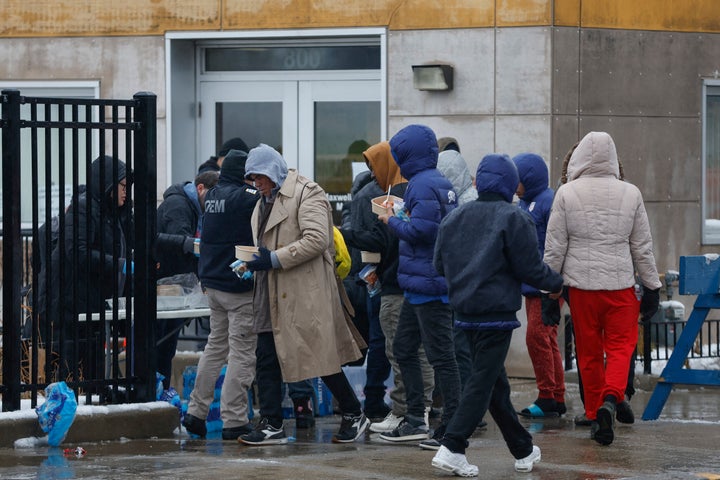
[286,380,314,401]
[364,293,391,412]
[393,299,460,425]
[442,329,533,459]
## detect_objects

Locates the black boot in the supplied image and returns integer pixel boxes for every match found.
[293,397,315,429]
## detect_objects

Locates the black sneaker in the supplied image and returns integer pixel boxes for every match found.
[419,423,446,451]
[221,424,253,440]
[332,413,370,443]
[592,402,615,446]
[182,413,207,438]
[293,397,316,429]
[379,418,429,442]
[239,418,288,445]
[615,400,635,424]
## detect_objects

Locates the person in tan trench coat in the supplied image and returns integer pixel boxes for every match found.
[238,143,371,445]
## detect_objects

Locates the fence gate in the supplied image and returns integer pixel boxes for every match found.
[1,89,157,411]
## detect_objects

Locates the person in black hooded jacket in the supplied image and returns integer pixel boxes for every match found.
[49,155,133,383]
[154,169,219,389]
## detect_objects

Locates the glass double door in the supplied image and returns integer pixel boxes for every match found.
[199,79,381,224]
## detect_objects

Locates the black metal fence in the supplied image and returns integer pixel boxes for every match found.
[1,89,157,411]
[562,313,720,375]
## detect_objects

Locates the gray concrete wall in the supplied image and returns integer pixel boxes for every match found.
[0,36,170,190]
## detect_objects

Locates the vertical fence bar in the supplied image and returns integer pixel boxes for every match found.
[2,89,23,411]
[131,92,157,402]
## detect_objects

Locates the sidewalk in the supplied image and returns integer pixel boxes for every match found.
[1,375,719,479]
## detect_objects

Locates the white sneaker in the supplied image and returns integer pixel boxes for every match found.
[369,412,403,433]
[514,445,541,472]
[431,446,479,477]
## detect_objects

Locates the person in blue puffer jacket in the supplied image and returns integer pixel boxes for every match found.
[512,153,567,419]
[377,124,461,449]
[430,153,563,476]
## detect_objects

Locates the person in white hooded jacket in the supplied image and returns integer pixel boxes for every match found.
[544,131,661,446]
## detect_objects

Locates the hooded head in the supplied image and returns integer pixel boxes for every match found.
[90,155,128,202]
[437,150,474,201]
[566,131,620,182]
[389,124,439,180]
[437,136,460,153]
[218,137,250,158]
[245,143,288,188]
[363,141,406,192]
[475,154,518,203]
[512,153,549,201]
[219,149,248,184]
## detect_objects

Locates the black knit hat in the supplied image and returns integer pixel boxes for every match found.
[218,137,249,157]
[220,149,248,181]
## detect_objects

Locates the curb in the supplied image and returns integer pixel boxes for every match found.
[0,402,179,449]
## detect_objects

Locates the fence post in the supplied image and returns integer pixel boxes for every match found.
[1,90,23,411]
[130,92,158,402]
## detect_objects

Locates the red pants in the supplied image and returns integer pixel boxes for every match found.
[569,287,639,420]
[525,296,565,402]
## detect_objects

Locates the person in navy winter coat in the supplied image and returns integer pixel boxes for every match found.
[512,153,567,419]
[182,149,261,441]
[431,153,563,476]
[377,124,461,449]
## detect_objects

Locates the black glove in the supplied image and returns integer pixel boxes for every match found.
[640,286,660,321]
[182,236,195,254]
[245,246,273,272]
[540,293,561,326]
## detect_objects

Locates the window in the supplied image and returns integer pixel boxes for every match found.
[0,81,99,226]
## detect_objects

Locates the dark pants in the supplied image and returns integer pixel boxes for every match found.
[364,293,391,412]
[255,332,362,426]
[393,299,460,425]
[454,325,473,391]
[442,329,533,459]
[286,379,314,400]
[156,317,187,390]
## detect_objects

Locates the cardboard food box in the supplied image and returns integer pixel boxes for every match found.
[361,251,381,263]
[371,194,404,216]
[235,245,259,262]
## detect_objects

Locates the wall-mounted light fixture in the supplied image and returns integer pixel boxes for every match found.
[412,64,454,91]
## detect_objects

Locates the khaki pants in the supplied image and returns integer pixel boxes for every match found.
[188,288,257,429]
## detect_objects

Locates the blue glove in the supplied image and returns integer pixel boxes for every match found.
[246,246,273,272]
[122,260,134,275]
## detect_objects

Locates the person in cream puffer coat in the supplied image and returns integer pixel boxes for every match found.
[544,131,661,446]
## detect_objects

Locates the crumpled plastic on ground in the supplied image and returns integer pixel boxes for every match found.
[36,381,78,447]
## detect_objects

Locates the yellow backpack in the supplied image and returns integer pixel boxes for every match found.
[333,226,351,279]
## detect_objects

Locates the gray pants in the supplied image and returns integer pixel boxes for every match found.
[379,294,435,416]
[187,288,257,429]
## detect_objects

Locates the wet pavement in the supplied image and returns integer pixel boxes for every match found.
[1,378,719,479]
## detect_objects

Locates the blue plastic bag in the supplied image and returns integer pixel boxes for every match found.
[36,382,78,447]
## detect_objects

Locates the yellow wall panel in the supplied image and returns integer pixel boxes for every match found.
[224,0,495,30]
[496,0,551,26]
[581,0,720,33]
[4,0,720,36]
[553,0,580,27]
[1,0,221,37]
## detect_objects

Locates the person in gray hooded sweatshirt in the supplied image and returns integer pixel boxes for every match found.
[239,143,370,445]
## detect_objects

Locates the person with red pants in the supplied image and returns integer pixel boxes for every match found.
[544,131,661,446]
[512,153,566,418]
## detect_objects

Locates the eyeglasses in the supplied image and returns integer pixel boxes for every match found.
[119,182,127,191]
